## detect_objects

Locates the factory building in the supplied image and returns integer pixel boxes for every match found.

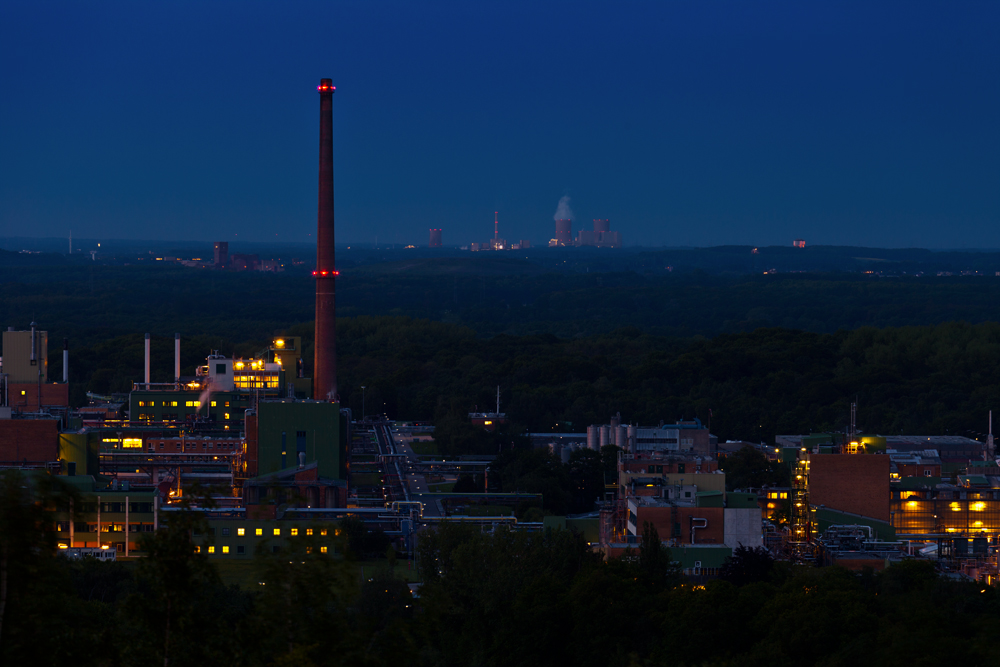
[1,325,70,414]
[213,241,229,267]
[576,219,622,248]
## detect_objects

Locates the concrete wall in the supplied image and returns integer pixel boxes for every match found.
[723,507,763,548]
[810,454,890,522]
[2,330,48,383]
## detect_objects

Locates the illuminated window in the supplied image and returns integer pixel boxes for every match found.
[237,528,245,536]
[122,438,143,449]
[20,390,25,396]
[195,546,201,553]
[255,528,263,536]
[208,546,215,554]
[320,546,328,553]
[225,413,230,420]
[222,546,229,554]
[306,528,313,536]
[321,529,328,536]
[291,528,298,536]
[138,400,144,407]
[273,528,280,536]
[306,547,313,554]
[225,401,230,407]
[211,401,217,407]
[170,401,178,407]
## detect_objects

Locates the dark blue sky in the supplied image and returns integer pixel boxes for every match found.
[2,1,997,248]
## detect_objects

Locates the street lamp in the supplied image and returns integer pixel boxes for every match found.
[361,386,366,423]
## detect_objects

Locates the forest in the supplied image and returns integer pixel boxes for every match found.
[53,317,1000,447]
[2,469,995,667]
[7,254,1000,344]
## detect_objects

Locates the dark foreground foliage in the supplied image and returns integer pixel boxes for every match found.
[1,479,997,667]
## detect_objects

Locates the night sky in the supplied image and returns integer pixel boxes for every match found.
[2,1,998,248]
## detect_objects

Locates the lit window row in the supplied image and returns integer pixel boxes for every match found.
[217,527,331,537]
[196,544,329,554]
[138,400,221,407]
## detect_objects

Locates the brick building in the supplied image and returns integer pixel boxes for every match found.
[809,453,890,522]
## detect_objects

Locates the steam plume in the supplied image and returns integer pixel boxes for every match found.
[554,196,573,221]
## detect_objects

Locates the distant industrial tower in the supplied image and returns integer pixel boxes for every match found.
[313,78,338,402]
[490,212,507,250]
[553,219,573,246]
[577,219,621,248]
[793,239,806,248]
[429,229,442,247]
[214,241,229,268]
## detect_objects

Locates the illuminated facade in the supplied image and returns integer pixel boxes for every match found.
[892,485,1000,536]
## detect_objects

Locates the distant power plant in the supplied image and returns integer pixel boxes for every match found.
[468,212,530,252]
[549,218,622,248]
[554,219,573,246]
[793,239,806,248]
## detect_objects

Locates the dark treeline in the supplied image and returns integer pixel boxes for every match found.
[65,317,1000,445]
[9,259,1000,345]
[5,472,997,667]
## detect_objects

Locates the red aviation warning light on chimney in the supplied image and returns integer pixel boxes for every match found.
[314,78,338,401]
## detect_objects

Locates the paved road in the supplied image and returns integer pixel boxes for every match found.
[392,429,442,518]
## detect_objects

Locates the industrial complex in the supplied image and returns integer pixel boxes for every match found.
[0,79,997,592]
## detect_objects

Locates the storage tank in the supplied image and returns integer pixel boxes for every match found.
[587,425,599,451]
[561,445,572,464]
[600,425,610,449]
[627,425,637,454]
[616,425,629,453]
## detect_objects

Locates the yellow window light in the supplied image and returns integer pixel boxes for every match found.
[237,528,245,536]
[255,528,263,536]
[222,546,229,554]
[273,528,280,536]
[275,339,285,348]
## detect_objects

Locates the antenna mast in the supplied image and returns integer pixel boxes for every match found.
[988,410,994,462]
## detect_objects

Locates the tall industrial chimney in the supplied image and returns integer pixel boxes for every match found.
[144,333,151,388]
[313,78,338,401]
[63,338,68,383]
[174,333,181,383]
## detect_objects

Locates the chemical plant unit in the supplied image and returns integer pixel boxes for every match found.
[0,79,521,561]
